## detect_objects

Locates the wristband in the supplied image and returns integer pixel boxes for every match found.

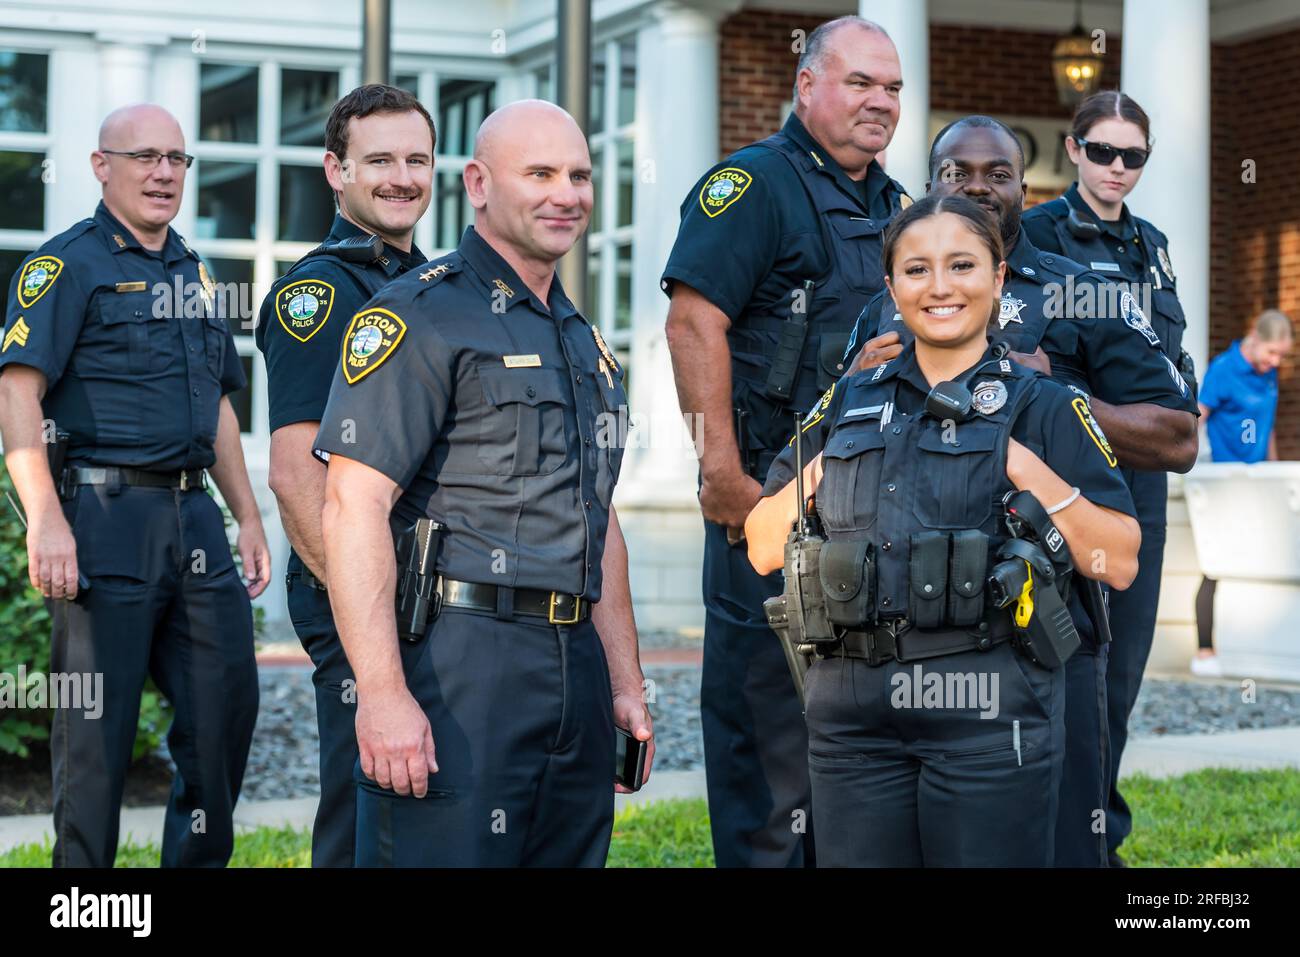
[1046,486,1081,515]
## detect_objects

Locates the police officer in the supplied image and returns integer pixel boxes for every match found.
[841,116,1199,866]
[315,100,653,867]
[746,194,1141,866]
[255,84,432,867]
[0,104,269,867]
[662,15,908,868]
[1021,92,1192,867]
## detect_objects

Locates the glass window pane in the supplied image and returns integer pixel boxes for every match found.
[275,259,298,281]
[534,66,553,103]
[281,69,338,146]
[196,160,256,240]
[199,63,258,143]
[614,243,632,332]
[205,257,256,337]
[617,39,636,127]
[586,261,600,328]
[279,164,335,241]
[589,146,602,235]
[435,169,471,249]
[0,248,33,291]
[438,79,494,156]
[617,139,634,228]
[229,354,254,433]
[0,151,44,231]
[590,45,607,135]
[395,73,420,97]
[0,51,47,133]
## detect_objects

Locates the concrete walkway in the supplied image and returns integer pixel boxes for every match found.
[3,727,1298,855]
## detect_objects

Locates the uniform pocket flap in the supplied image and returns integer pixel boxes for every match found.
[479,364,568,408]
[819,538,872,602]
[822,425,886,461]
[917,426,999,455]
[909,531,949,599]
[828,214,886,241]
[818,333,851,380]
[96,292,153,325]
[948,530,989,598]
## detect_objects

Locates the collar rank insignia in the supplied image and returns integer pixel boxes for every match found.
[998,293,1026,329]
[591,326,619,374]
[112,234,127,249]
[972,380,1008,416]
[1157,246,1176,284]
[419,264,450,282]
[492,278,515,298]
[698,167,753,218]
[17,256,64,308]
[342,307,407,385]
[275,278,336,343]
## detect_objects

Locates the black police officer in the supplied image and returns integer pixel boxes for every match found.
[840,116,1198,866]
[747,194,1141,866]
[255,84,432,868]
[1021,92,1193,867]
[0,104,269,867]
[662,15,908,868]
[315,101,653,867]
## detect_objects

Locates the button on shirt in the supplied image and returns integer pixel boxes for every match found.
[1200,340,1279,463]
[0,201,246,470]
[314,227,628,602]
[256,213,425,431]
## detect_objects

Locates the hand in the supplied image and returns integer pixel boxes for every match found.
[27,504,79,601]
[613,687,655,794]
[1008,347,1052,376]
[236,517,272,598]
[699,468,763,530]
[845,331,903,375]
[356,683,439,797]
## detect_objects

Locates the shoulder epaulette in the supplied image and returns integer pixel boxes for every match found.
[42,218,97,252]
[411,258,462,294]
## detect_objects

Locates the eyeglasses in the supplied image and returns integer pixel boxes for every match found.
[100,149,195,170]
[1073,138,1150,170]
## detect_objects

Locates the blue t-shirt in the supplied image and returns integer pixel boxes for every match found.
[1200,340,1279,463]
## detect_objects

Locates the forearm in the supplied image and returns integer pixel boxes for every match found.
[744,455,822,575]
[1088,399,1197,472]
[269,425,328,578]
[592,509,644,696]
[209,398,262,524]
[665,296,740,479]
[0,380,60,517]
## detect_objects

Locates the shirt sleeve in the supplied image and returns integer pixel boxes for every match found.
[0,249,91,387]
[659,155,783,321]
[1030,381,1136,519]
[314,288,455,489]
[842,292,886,364]
[260,262,373,430]
[761,378,845,496]
[1019,207,1063,256]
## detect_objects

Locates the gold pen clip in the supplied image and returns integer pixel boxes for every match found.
[598,357,613,389]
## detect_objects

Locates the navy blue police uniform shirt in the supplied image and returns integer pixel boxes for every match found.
[256,213,425,431]
[1022,183,1145,280]
[314,226,629,603]
[0,201,246,471]
[659,112,902,321]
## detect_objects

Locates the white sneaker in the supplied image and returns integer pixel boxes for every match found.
[1190,655,1223,678]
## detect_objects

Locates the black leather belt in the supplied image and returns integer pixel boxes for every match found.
[65,466,207,491]
[439,578,589,624]
[819,616,1014,666]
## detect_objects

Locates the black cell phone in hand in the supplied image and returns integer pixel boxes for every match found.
[615,726,647,792]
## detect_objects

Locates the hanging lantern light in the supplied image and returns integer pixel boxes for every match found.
[1052,0,1104,107]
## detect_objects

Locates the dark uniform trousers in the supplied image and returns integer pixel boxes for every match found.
[354,609,615,867]
[1055,645,1110,866]
[49,484,258,868]
[284,550,356,867]
[805,643,1064,867]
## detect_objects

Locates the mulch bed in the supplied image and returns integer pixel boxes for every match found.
[0,747,174,817]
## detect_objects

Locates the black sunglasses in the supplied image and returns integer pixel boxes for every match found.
[1074,138,1150,170]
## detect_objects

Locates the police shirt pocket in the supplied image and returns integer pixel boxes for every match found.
[202,314,229,378]
[594,367,629,508]
[477,364,571,476]
[93,291,173,375]
[912,426,998,529]
[827,213,888,293]
[817,425,886,532]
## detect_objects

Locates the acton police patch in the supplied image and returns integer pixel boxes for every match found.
[16,256,63,308]
[1071,396,1116,467]
[342,307,407,384]
[698,168,752,218]
[276,279,336,343]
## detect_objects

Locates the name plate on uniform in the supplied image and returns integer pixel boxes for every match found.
[503,354,542,368]
[114,281,148,293]
[1089,262,1122,273]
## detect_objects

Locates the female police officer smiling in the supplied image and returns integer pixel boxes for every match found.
[744,194,1140,867]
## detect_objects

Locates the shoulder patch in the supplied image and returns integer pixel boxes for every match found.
[1071,396,1116,467]
[1120,289,1161,347]
[17,256,63,308]
[341,307,407,385]
[698,168,753,218]
[275,278,336,343]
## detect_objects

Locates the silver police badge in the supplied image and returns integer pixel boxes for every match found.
[972,380,1008,415]
[998,293,1026,329]
[1120,289,1161,346]
[1157,246,1176,284]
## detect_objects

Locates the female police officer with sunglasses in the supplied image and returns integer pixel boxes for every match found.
[1022,91,1192,867]
[744,194,1140,867]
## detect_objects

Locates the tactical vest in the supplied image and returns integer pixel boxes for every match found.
[730,132,905,478]
[815,353,1047,636]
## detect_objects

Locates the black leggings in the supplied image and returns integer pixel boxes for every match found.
[1196,577,1217,650]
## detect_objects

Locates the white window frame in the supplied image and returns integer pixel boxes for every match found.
[0,46,52,276]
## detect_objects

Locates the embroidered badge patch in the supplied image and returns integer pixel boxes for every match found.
[276,279,336,343]
[698,168,752,218]
[17,256,63,308]
[342,307,407,384]
[1072,396,1116,467]
[3,316,30,352]
[1120,289,1160,347]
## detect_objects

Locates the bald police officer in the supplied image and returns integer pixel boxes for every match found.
[256,84,432,867]
[316,101,653,867]
[0,104,269,867]
[663,15,908,868]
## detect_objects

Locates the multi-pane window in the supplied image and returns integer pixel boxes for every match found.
[0,50,49,294]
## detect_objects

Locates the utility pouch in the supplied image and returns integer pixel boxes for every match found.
[946,530,989,627]
[909,531,949,629]
[818,538,874,627]
[816,333,851,391]
[765,317,810,402]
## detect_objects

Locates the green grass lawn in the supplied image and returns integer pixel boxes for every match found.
[3,768,1298,867]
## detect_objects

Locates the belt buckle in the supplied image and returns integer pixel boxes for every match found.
[179,471,190,492]
[548,592,582,625]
